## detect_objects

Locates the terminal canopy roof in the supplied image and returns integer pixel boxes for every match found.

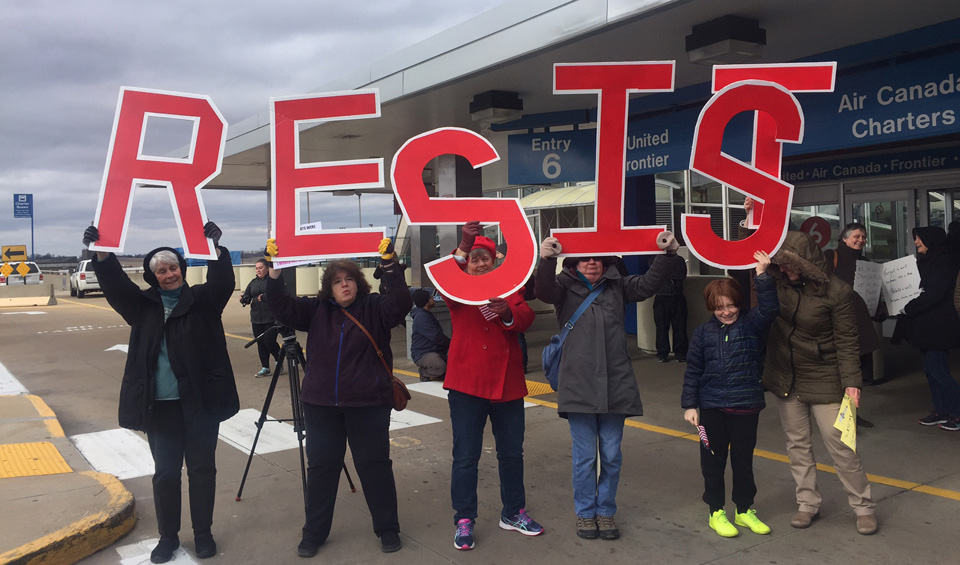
[212,0,960,193]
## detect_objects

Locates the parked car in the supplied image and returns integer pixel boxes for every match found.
[0,261,43,285]
[70,259,100,298]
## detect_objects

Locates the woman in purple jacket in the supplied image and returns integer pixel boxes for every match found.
[264,238,412,558]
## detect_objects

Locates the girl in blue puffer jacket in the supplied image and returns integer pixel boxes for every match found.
[681,250,778,538]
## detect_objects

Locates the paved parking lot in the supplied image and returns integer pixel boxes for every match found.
[3,291,960,564]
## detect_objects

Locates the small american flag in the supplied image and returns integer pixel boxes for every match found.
[478,304,499,321]
[697,425,714,455]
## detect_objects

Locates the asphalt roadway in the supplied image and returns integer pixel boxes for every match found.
[2,290,960,565]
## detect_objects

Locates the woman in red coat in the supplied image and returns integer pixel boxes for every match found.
[444,222,542,551]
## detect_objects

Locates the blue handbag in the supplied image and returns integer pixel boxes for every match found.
[542,282,605,391]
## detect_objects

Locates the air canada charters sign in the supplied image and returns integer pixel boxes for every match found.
[90,61,836,304]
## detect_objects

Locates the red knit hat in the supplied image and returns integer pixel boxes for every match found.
[471,235,497,257]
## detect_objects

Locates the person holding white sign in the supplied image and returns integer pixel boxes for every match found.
[761,231,878,536]
[894,226,960,431]
[824,223,886,391]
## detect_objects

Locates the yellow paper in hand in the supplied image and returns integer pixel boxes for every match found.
[833,393,857,451]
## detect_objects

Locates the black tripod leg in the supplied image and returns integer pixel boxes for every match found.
[236,348,286,501]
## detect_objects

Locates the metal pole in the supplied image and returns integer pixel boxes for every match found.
[357,193,362,226]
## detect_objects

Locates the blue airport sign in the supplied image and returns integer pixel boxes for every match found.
[13,193,32,219]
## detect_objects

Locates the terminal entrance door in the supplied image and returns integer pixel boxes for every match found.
[845,190,915,263]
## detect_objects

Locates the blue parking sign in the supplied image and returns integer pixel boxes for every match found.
[13,194,32,219]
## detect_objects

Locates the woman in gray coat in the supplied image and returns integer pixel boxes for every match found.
[535,231,677,541]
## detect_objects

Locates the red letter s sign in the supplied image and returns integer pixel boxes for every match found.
[91,87,226,258]
[392,128,536,305]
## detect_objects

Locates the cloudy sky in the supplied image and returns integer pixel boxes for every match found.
[0,0,506,257]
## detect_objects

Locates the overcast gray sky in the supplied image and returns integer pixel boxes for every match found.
[0,0,506,258]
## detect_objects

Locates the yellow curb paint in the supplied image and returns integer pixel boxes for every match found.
[26,394,65,437]
[0,471,136,565]
[0,442,72,478]
[224,332,250,341]
[394,369,418,378]
[524,380,554,396]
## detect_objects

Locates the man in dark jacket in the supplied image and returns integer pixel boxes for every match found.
[84,223,238,563]
[410,289,450,381]
[652,252,688,362]
[240,258,282,377]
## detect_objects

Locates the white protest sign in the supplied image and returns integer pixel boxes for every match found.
[880,255,921,315]
[854,260,883,316]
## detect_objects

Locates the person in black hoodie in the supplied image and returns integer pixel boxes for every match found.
[83,223,238,563]
[240,258,282,377]
[896,226,960,430]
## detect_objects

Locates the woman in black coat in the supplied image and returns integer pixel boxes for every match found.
[84,223,238,563]
[897,226,960,430]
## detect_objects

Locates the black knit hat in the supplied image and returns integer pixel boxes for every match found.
[142,247,187,288]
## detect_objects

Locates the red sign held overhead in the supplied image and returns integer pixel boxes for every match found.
[91,87,226,259]
[549,62,676,255]
[270,91,386,262]
[391,128,536,305]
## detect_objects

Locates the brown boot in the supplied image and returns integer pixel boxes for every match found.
[790,510,819,528]
[856,514,878,535]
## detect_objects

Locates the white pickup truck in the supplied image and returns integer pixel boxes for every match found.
[70,259,100,298]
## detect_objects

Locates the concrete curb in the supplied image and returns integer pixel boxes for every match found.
[0,472,136,565]
[0,395,136,565]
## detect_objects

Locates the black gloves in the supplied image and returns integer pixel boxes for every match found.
[204,221,222,248]
[82,226,100,247]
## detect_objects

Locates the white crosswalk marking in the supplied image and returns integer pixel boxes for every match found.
[0,360,28,395]
[70,428,155,480]
[116,538,198,564]
[105,344,129,353]
[219,408,302,454]
[390,409,442,430]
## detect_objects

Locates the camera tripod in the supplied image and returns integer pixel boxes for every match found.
[235,325,355,504]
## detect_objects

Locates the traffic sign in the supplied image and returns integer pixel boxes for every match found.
[0,263,12,278]
[1,245,27,262]
[13,194,33,219]
[15,262,30,277]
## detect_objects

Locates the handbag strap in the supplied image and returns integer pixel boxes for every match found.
[340,308,393,377]
[558,282,606,341]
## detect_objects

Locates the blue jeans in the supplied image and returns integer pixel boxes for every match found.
[922,349,960,416]
[568,412,626,518]
[448,389,525,523]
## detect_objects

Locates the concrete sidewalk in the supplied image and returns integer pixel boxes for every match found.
[0,395,134,565]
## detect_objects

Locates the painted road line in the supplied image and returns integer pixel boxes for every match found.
[70,428,154,480]
[390,409,442,431]
[528,396,960,504]
[219,408,302,455]
[57,298,118,312]
[1,311,47,315]
[105,344,129,353]
[116,538,198,565]
[0,360,28,395]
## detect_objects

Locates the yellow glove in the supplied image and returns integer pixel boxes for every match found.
[378,237,396,261]
[264,238,279,261]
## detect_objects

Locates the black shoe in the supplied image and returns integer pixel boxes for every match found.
[380,530,402,553]
[420,376,431,382]
[150,537,180,564]
[657,356,669,363]
[856,415,874,428]
[676,356,686,363]
[195,533,217,559]
[297,539,320,558]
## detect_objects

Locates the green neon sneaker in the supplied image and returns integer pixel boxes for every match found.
[735,508,771,534]
[709,509,739,538]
